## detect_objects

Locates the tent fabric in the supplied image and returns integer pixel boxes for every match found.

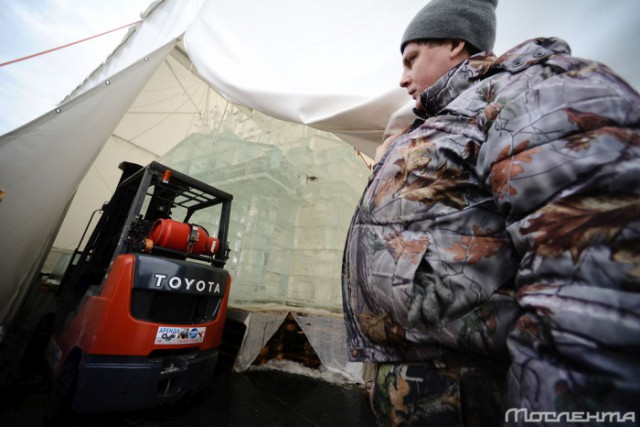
[184,0,421,155]
[227,308,364,382]
[0,0,424,331]
[0,45,173,330]
[67,0,422,156]
[66,0,206,100]
[0,0,206,331]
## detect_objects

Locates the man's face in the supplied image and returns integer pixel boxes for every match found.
[399,41,459,109]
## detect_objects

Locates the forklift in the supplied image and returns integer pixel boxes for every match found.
[37,161,233,417]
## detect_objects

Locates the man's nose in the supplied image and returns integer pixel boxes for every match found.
[399,71,410,88]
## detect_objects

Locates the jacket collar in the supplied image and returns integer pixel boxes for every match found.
[416,37,571,118]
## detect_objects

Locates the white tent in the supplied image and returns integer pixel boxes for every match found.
[0,0,420,326]
[1,0,639,381]
[0,0,430,382]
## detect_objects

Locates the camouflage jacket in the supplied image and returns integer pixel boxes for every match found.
[342,38,640,416]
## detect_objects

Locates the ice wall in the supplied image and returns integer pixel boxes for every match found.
[160,104,371,311]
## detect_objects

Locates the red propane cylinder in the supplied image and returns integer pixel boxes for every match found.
[148,219,218,256]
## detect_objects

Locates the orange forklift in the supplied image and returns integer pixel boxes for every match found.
[38,161,233,417]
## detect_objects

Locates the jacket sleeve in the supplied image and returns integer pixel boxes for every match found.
[476,57,640,418]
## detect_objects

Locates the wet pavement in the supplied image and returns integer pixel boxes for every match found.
[1,370,375,426]
[0,328,376,427]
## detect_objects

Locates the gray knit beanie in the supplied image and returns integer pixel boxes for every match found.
[401,0,498,53]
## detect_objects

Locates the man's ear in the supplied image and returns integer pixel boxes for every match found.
[449,40,467,60]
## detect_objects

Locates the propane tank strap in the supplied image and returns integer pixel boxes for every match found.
[187,224,199,253]
[143,237,154,253]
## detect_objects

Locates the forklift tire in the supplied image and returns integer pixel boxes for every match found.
[44,357,78,424]
[21,312,54,377]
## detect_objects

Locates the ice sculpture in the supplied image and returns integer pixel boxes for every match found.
[160,105,371,311]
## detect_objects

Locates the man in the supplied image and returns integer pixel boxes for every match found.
[341,0,640,425]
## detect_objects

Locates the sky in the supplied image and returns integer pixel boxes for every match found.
[0,0,638,137]
[494,1,639,86]
[0,0,152,135]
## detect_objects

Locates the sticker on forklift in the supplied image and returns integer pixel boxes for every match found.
[155,326,206,345]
